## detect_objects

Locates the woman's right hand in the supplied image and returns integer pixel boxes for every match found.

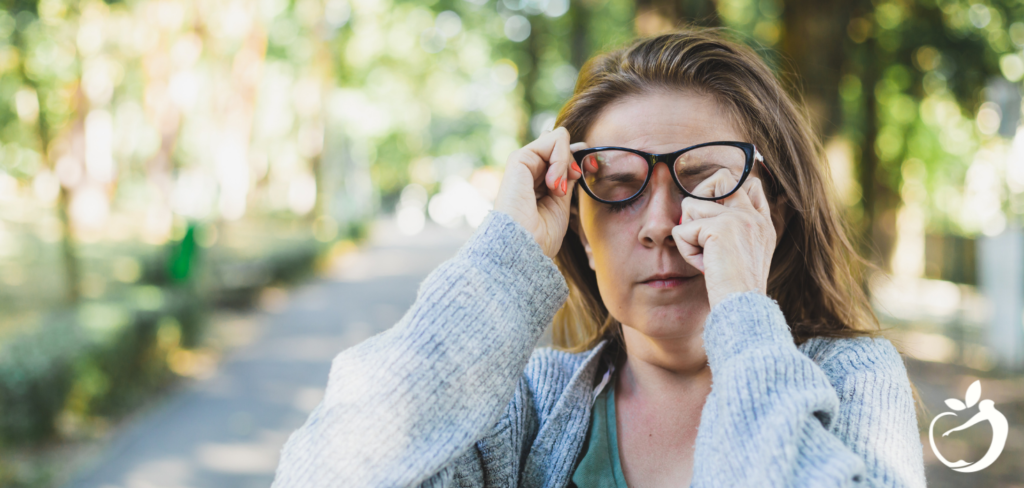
[494,127,587,259]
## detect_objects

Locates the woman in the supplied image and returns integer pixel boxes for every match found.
[272,28,928,487]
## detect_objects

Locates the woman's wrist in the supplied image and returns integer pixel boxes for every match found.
[701,291,792,367]
[455,210,570,322]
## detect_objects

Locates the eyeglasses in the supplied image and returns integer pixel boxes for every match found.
[572,141,766,204]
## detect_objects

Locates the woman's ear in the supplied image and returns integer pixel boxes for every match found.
[570,204,597,271]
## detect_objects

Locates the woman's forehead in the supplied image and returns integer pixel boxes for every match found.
[583,90,747,152]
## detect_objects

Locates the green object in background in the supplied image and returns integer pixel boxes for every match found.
[168,224,197,283]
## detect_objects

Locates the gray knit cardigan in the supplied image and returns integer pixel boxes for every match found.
[271,210,928,487]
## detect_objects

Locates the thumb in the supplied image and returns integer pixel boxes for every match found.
[672,223,706,273]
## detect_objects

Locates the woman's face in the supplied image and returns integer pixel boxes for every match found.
[574,89,764,344]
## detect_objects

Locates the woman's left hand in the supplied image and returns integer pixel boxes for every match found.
[671,170,776,310]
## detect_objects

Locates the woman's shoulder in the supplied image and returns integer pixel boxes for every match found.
[798,334,908,380]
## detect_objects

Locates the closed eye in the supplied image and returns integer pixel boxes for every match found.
[607,197,637,213]
[594,173,643,184]
[676,163,722,178]
[606,199,630,210]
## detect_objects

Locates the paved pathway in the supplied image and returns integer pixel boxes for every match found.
[65,217,475,488]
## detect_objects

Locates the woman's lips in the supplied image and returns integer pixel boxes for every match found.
[641,275,698,288]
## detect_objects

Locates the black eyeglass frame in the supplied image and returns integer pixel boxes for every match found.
[571,141,765,204]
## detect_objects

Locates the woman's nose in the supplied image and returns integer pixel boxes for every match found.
[637,163,681,248]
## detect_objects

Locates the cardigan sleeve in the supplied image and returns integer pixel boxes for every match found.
[270,210,570,488]
[690,291,928,488]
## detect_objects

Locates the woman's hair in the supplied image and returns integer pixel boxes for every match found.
[551,27,886,354]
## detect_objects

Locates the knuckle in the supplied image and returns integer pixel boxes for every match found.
[533,153,548,167]
[738,215,754,230]
[514,149,543,167]
[507,148,527,163]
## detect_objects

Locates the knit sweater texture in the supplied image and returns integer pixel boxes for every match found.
[271,210,928,488]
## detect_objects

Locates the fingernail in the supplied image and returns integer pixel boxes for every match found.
[679,215,683,225]
[554,176,562,191]
[561,178,568,193]
[571,161,581,174]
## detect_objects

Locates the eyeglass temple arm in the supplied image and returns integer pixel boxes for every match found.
[753,148,778,191]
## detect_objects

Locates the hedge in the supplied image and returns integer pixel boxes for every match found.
[0,228,323,447]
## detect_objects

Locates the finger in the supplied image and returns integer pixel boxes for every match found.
[581,152,600,173]
[680,196,728,225]
[568,142,588,182]
[688,168,737,201]
[523,127,574,196]
[671,220,707,273]
[742,177,772,222]
[525,125,566,153]
[720,173,757,210]
[546,141,589,205]
[510,127,568,195]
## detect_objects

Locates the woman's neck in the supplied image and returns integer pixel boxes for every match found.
[616,323,712,401]
[614,324,711,488]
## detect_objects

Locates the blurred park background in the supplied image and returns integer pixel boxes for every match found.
[1,0,1024,486]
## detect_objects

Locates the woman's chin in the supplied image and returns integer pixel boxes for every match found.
[621,316,707,343]
[618,300,710,337]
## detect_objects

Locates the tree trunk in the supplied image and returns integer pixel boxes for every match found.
[778,0,897,268]
[569,0,591,69]
[55,187,81,303]
[858,41,888,266]
[779,0,852,139]
[15,25,81,304]
[856,21,898,269]
[520,16,545,144]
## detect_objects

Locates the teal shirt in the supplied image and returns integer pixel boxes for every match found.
[571,376,628,487]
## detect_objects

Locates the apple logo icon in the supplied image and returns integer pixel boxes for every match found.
[928,380,1008,473]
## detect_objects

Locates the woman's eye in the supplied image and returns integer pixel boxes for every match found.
[607,199,637,213]
[606,199,630,210]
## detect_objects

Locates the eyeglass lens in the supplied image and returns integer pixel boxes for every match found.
[579,145,747,202]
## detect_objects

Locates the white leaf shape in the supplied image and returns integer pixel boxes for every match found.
[965,380,981,408]
[945,398,967,411]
